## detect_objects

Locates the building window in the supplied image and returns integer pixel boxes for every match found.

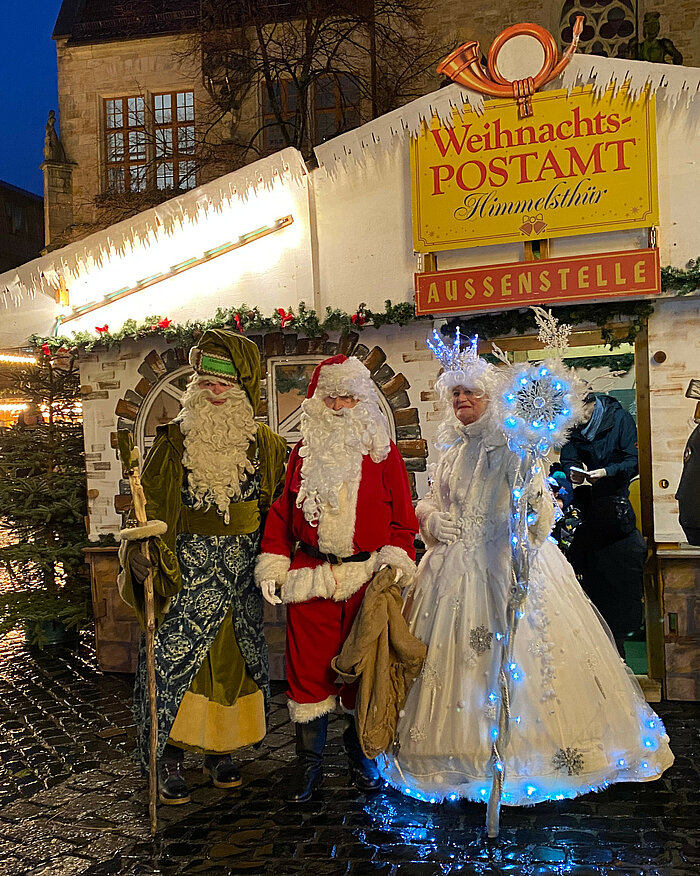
[261,74,361,153]
[5,203,24,235]
[103,91,196,194]
[314,74,361,144]
[104,96,147,193]
[262,80,299,153]
[153,91,196,192]
[560,0,636,57]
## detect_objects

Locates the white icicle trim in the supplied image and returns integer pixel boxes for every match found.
[288,695,337,723]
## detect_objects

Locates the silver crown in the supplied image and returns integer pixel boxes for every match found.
[427,327,480,372]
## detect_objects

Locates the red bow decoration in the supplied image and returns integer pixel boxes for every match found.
[95,325,109,334]
[41,343,51,357]
[233,313,242,331]
[157,317,172,329]
[277,307,295,327]
[351,311,366,326]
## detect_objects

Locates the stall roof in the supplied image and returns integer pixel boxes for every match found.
[0,148,307,322]
[314,55,700,175]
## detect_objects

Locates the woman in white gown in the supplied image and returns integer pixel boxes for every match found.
[378,350,673,807]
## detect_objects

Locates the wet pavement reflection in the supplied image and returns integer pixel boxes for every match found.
[0,632,697,875]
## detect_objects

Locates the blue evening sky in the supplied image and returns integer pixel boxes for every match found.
[1,2,62,196]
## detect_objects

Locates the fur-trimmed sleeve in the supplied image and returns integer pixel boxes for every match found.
[254,442,300,586]
[376,443,418,578]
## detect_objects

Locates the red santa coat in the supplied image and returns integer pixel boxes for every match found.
[255,440,417,604]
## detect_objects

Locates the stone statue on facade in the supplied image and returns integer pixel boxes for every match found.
[626,12,683,64]
[43,110,69,163]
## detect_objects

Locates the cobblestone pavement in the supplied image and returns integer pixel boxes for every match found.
[0,634,697,876]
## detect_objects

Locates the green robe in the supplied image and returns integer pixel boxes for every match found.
[122,421,286,763]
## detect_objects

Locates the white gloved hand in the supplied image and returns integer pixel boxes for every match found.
[426,511,460,544]
[586,468,607,482]
[261,579,282,605]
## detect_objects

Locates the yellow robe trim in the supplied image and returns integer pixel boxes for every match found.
[168,688,266,755]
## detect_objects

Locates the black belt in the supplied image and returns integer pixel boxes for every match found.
[298,542,371,566]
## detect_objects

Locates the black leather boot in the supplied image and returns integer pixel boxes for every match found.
[158,744,190,805]
[204,754,242,789]
[284,715,328,804]
[342,714,381,793]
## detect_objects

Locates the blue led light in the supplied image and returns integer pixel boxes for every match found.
[512,488,522,499]
[547,422,557,431]
[448,794,458,801]
[539,367,549,377]
[491,727,499,740]
[561,408,570,415]
[647,719,656,729]
[617,758,626,767]
[555,794,565,801]
[641,761,649,768]
[511,535,518,546]
[554,381,563,391]
[505,393,515,402]
[532,420,541,429]
[508,662,516,671]
[513,716,521,724]
[526,785,536,797]
[505,417,517,429]
[488,691,498,703]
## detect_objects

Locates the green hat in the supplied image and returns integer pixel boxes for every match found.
[189,329,261,408]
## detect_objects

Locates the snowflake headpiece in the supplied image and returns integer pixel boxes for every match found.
[428,327,494,400]
[490,308,585,455]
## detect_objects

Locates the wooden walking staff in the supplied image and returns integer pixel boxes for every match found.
[118,430,159,836]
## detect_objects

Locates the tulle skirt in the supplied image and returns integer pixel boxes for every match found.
[378,536,673,806]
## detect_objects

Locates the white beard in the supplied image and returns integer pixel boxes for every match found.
[297,397,391,544]
[177,379,257,523]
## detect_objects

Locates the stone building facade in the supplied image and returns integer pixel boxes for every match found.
[49,0,698,244]
[0,182,44,273]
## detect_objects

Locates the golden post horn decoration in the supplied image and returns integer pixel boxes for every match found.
[437,16,584,119]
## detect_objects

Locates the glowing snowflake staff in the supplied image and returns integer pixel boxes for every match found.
[485,307,585,837]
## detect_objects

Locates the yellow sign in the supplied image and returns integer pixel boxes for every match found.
[411,86,658,251]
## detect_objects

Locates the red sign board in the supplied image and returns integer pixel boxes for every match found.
[414,248,660,316]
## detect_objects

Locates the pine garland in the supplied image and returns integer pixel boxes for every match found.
[29,258,699,354]
[441,301,655,349]
[661,257,700,296]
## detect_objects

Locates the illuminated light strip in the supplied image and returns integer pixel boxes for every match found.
[0,354,37,365]
[61,215,294,324]
[0,403,28,412]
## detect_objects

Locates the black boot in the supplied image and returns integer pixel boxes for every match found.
[158,744,190,805]
[204,754,242,789]
[284,715,328,804]
[342,715,381,793]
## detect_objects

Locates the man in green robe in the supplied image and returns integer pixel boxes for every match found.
[119,330,286,804]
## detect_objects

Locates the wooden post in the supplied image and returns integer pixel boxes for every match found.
[118,433,159,836]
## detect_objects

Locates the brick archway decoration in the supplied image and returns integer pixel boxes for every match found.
[112,330,428,520]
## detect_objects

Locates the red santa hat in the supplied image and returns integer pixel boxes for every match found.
[306,355,377,403]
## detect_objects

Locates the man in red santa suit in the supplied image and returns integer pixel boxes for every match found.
[255,354,418,802]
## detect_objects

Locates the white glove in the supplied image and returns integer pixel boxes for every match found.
[586,468,607,482]
[261,579,281,605]
[426,511,460,544]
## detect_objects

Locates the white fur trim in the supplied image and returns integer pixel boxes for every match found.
[254,552,291,586]
[119,520,167,541]
[317,480,359,558]
[288,695,337,723]
[314,357,376,403]
[281,554,378,604]
[376,545,416,580]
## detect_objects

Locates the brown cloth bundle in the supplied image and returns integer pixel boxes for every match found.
[331,565,427,759]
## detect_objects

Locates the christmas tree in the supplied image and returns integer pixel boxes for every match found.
[0,347,90,645]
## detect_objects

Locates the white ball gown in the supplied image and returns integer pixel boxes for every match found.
[378,411,673,806]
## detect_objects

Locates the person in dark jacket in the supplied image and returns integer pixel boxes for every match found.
[560,393,647,654]
[676,379,700,545]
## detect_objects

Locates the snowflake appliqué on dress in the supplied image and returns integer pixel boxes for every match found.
[470,625,493,655]
[552,747,585,776]
[409,726,427,743]
[421,661,442,690]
